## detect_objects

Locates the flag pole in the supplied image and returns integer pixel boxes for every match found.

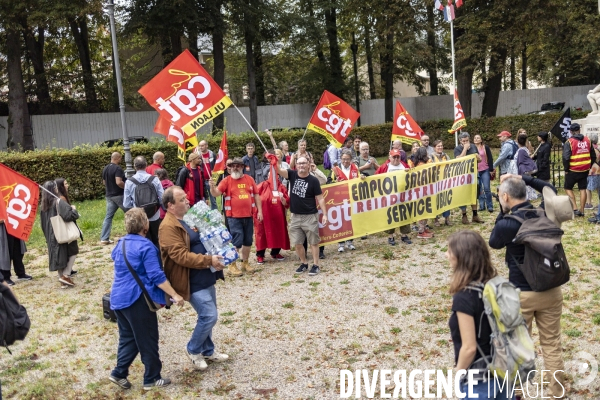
[301,127,309,141]
[232,104,269,153]
[39,184,60,200]
[450,18,458,148]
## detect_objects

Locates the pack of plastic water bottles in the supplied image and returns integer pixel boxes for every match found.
[183,201,239,266]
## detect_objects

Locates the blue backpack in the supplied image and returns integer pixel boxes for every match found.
[323,146,332,170]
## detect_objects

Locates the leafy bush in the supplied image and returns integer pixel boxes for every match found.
[0,110,587,201]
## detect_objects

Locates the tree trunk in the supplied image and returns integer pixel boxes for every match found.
[382,28,394,122]
[22,25,51,114]
[68,16,100,112]
[510,48,516,90]
[244,8,258,131]
[364,25,376,99]
[481,46,508,117]
[521,43,527,90]
[426,4,438,96]
[6,27,33,151]
[160,32,173,66]
[188,28,199,60]
[212,20,226,132]
[324,4,345,98]
[455,26,473,117]
[170,29,182,57]
[254,39,265,106]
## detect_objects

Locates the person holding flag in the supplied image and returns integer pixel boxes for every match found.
[195,140,218,210]
[176,153,205,207]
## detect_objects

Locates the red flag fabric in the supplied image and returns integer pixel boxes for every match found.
[154,115,197,161]
[306,90,360,148]
[456,0,464,8]
[0,163,40,241]
[212,131,228,179]
[449,89,467,134]
[139,50,232,135]
[390,101,424,144]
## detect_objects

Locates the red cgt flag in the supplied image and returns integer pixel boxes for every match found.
[211,131,228,180]
[154,115,198,161]
[0,163,40,241]
[391,101,424,144]
[140,50,232,135]
[449,89,467,134]
[306,91,360,148]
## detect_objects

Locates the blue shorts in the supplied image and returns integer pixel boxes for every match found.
[227,217,253,248]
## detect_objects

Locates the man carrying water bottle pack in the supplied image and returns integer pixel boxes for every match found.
[209,157,263,277]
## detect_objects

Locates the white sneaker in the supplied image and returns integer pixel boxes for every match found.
[338,245,345,253]
[186,348,208,370]
[204,352,229,362]
[346,242,356,250]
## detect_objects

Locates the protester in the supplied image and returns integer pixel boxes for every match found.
[124,156,164,247]
[454,132,483,224]
[391,139,408,163]
[155,169,173,219]
[375,149,412,245]
[473,134,494,212]
[447,230,514,400]
[585,132,600,210]
[145,152,165,176]
[412,148,434,239]
[0,221,31,286]
[331,149,360,252]
[420,135,435,157]
[40,180,80,287]
[55,178,79,277]
[408,142,420,167]
[243,142,260,180]
[354,141,378,176]
[109,208,183,391]
[515,134,539,201]
[253,151,290,264]
[210,157,263,276]
[325,143,340,171]
[563,123,595,216]
[278,140,293,164]
[255,151,271,185]
[430,140,452,226]
[304,162,328,259]
[489,175,569,399]
[274,149,290,188]
[351,135,362,158]
[100,152,128,245]
[531,131,551,182]
[493,131,517,176]
[158,187,228,370]
[196,140,218,209]
[289,139,313,169]
[271,155,327,276]
[176,152,205,207]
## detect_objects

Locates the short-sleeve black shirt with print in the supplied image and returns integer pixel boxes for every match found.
[287,169,322,215]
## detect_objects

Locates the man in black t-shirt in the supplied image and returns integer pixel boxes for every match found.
[270,154,328,276]
[100,152,129,244]
[454,132,483,225]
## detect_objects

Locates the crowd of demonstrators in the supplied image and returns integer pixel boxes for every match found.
[158,187,229,372]
[100,152,129,245]
[145,152,165,176]
[210,157,263,276]
[40,180,81,288]
[563,123,596,217]
[473,134,494,212]
[109,208,184,391]
[176,152,205,207]
[124,156,164,248]
[331,149,361,252]
[585,132,600,211]
[0,221,31,285]
[454,132,484,225]
[195,140,218,209]
[489,174,571,399]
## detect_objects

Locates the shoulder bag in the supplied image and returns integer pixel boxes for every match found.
[122,239,163,312]
[50,200,80,244]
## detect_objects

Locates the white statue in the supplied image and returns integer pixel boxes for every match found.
[589,83,600,115]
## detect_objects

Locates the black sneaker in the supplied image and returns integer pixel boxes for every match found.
[574,210,584,217]
[17,274,32,281]
[308,265,320,276]
[588,217,598,223]
[143,378,171,390]
[70,270,78,276]
[109,375,132,389]
[5,279,15,286]
[319,251,326,259]
[401,236,412,245]
[388,237,396,246]
[295,263,309,273]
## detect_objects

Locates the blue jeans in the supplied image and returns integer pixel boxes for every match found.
[204,180,218,210]
[187,285,218,356]
[112,295,162,385]
[100,195,129,241]
[460,378,515,400]
[478,170,493,211]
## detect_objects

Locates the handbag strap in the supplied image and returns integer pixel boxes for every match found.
[121,239,160,311]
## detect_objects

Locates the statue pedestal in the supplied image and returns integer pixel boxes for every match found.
[572,113,600,137]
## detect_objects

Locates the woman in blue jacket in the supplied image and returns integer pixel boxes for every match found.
[109,208,184,391]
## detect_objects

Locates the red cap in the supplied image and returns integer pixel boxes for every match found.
[497,131,511,138]
[389,149,401,156]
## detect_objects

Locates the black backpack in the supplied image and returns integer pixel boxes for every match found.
[175,165,189,188]
[129,176,160,218]
[505,207,570,292]
[506,141,519,160]
[0,284,31,353]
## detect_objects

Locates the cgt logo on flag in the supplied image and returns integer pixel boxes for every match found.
[139,50,232,135]
[449,89,467,134]
[0,164,40,241]
[391,101,424,144]
[307,91,360,148]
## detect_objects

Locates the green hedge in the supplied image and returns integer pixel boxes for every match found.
[0,110,588,201]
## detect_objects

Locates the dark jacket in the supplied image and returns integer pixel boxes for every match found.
[242,155,260,181]
[532,142,551,180]
[40,199,80,271]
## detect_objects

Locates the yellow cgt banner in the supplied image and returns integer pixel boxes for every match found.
[317,155,478,245]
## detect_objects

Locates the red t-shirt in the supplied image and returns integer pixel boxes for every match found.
[202,153,212,177]
[146,163,162,176]
[218,175,257,218]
